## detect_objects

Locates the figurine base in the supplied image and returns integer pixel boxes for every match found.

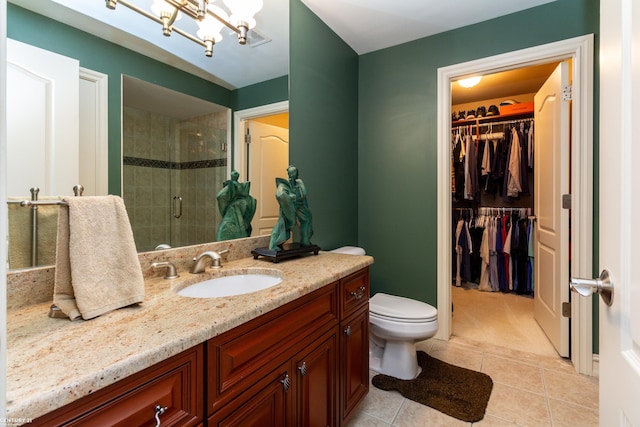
[252,243,321,263]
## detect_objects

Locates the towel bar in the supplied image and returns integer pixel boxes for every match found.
[19,200,69,207]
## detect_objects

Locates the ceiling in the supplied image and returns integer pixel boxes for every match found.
[301,0,557,55]
[451,62,561,105]
[9,0,289,90]
[9,0,557,91]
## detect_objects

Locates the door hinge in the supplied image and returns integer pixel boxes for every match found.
[244,122,251,144]
[562,85,572,101]
[562,194,571,209]
[562,302,571,318]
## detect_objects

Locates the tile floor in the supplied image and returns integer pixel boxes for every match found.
[347,287,599,426]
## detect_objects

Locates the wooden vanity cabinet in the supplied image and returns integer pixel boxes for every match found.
[207,266,370,427]
[31,345,204,427]
[338,269,370,425]
[207,283,339,426]
[29,267,370,427]
[208,329,338,427]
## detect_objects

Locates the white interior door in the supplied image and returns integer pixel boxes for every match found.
[6,39,79,197]
[533,61,570,357]
[598,0,640,423]
[247,120,289,236]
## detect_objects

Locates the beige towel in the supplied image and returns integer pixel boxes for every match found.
[54,196,145,320]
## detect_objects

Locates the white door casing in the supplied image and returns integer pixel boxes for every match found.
[7,38,79,197]
[79,68,109,196]
[233,101,289,180]
[233,101,289,236]
[248,121,289,236]
[598,0,640,423]
[437,35,594,374]
[533,61,570,358]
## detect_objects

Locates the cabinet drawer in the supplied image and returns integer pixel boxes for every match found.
[339,268,370,318]
[208,284,338,413]
[33,346,203,427]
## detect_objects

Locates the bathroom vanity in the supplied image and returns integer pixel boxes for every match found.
[6,248,372,426]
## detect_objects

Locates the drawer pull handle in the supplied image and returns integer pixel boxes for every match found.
[154,405,168,427]
[281,373,291,392]
[344,325,352,337]
[298,362,308,377]
[350,286,366,300]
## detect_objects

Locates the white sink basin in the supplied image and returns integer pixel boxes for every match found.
[177,272,283,298]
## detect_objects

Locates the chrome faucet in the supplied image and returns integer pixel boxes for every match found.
[151,261,179,279]
[190,250,229,273]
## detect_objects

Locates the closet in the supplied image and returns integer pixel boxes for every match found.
[451,105,535,295]
[449,63,568,358]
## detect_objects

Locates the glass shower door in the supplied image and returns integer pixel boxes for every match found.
[168,117,228,248]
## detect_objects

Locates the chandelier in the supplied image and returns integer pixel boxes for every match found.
[105,0,263,57]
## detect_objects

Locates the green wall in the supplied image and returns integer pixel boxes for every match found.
[234,75,288,111]
[289,0,359,250]
[288,0,599,351]
[7,4,288,195]
[355,0,599,349]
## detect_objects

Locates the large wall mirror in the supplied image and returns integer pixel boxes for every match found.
[6,0,289,270]
[122,75,231,252]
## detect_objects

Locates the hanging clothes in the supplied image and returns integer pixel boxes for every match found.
[488,217,500,291]
[505,128,523,198]
[464,134,480,201]
[478,225,491,291]
[452,132,465,201]
[518,123,531,196]
[454,218,473,286]
[470,208,535,295]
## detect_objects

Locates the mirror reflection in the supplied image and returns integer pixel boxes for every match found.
[122,76,231,252]
[6,1,289,270]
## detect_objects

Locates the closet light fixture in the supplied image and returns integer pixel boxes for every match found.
[458,76,482,88]
[105,0,263,57]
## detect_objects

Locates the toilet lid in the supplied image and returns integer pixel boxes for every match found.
[369,293,438,322]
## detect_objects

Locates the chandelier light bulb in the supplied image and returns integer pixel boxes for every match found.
[197,6,228,44]
[223,0,263,29]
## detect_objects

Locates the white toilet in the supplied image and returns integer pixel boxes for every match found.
[329,246,439,380]
[369,293,439,380]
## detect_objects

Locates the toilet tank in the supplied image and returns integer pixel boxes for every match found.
[329,246,366,256]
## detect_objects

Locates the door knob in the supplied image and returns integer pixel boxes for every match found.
[570,269,613,306]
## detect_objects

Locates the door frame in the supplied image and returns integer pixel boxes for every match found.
[436,35,595,374]
[233,100,289,181]
[79,67,108,196]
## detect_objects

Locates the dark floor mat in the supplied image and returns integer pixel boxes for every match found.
[371,351,493,422]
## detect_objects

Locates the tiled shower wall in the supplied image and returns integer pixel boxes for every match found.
[123,107,227,252]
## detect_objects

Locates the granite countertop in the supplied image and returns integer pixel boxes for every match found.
[6,252,373,420]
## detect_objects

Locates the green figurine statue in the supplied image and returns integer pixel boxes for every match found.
[269,165,314,251]
[216,170,257,241]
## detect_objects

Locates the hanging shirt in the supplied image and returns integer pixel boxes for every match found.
[528,121,534,169]
[464,135,479,200]
[506,128,523,197]
[478,226,491,291]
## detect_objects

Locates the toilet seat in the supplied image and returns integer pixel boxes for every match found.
[369,293,438,323]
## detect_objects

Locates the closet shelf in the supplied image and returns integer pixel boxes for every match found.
[452,108,534,126]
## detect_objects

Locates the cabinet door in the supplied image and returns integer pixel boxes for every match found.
[208,363,291,427]
[340,307,369,425]
[295,331,338,427]
[32,346,203,427]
